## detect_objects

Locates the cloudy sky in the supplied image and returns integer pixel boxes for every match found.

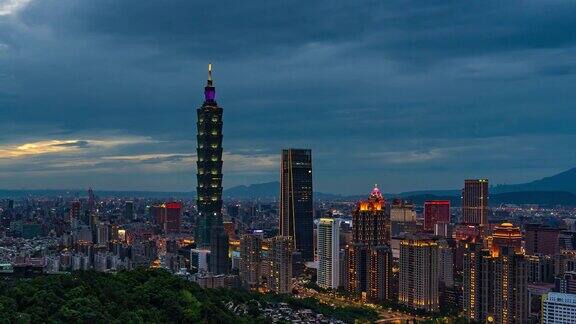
[0,0,575,194]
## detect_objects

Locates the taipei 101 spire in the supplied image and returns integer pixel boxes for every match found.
[196,63,225,251]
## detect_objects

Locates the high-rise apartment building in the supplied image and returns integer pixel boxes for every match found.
[493,246,528,323]
[437,239,454,288]
[239,232,263,288]
[346,186,392,301]
[463,243,493,322]
[196,64,224,247]
[424,200,450,231]
[462,179,489,225]
[279,149,313,261]
[317,218,341,289]
[390,199,417,223]
[524,223,560,256]
[268,236,293,293]
[463,243,528,323]
[556,271,576,294]
[368,245,393,301]
[399,237,439,312]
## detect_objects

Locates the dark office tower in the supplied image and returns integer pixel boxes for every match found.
[70,201,81,223]
[279,148,313,261]
[424,200,450,231]
[124,201,134,220]
[196,64,224,247]
[209,223,230,275]
[87,187,95,212]
[164,202,182,235]
[462,179,489,225]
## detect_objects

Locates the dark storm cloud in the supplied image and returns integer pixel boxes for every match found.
[1,0,575,193]
[20,1,576,62]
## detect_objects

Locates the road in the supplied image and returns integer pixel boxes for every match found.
[294,284,419,323]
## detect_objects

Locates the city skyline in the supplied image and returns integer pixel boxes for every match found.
[2,2,576,323]
[1,1,576,194]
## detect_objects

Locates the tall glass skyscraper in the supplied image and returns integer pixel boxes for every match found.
[195,64,229,274]
[280,149,313,261]
[196,64,224,246]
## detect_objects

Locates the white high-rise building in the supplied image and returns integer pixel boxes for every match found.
[317,218,341,289]
[542,292,576,323]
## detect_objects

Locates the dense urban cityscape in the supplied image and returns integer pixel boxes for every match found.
[2,1,576,323]
[1,65,576,323]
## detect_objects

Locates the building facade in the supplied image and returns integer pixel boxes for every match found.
[490,222,522,257]
[524,223,560,256]
[317,218,341,289]
[462,179,489,225]
[279,149,313,261]
[346,186,392,302]
[399,238,439,312]
[164,202,182,234]
[541,292,576,324]
[195,65,229,275]
[196,64,225,247]
[463,243,528,323]
[424,200,450,231]
[390,199,417,223]
[268,236,293,293]
[239,233,263,288]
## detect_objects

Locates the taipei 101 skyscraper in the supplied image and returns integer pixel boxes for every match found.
[196,64,229,274]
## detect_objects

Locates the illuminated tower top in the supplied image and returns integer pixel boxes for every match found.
[205,63,216,102]
[353,186,390,245]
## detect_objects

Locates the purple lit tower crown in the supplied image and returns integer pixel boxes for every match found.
[204,63,216,102]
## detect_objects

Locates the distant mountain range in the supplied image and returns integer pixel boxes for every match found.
[491,167,576,194]
[1,167,576,206]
